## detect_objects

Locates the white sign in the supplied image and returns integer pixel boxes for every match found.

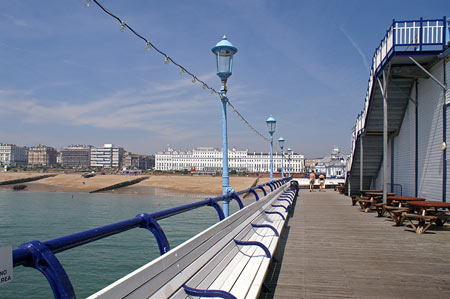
[0,246,13,285]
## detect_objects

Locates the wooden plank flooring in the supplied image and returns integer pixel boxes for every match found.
[261,189,450,298]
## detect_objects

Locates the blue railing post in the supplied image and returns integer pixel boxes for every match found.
[249,188,259,201]
[257,185,267,196]
[230,193,244,209]
[392,19,396,53]
[444,16,448,49]
[137,213,170,255]
[207,198,225,221]
[17,240,75,299]
[419,17,423,51]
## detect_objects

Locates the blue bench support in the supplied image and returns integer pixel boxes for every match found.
[265,211,286,220]
[251,223,279,236]
[183,285,237,299]
[234,240,271,258]
[271,204,289,212]
[277,198,292,205]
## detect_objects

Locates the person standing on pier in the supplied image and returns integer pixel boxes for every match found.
[319,173,325,191]
[309,170,316,192]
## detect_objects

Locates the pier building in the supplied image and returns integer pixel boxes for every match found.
[346,17,450,202]
[155,146,304,174]
[311,147,349,178]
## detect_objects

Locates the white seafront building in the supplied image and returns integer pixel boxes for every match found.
[90,144,124,169]
[0,144,28,167]
[155,146,304,174]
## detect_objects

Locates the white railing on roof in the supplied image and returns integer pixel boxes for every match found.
[347,17,447,179]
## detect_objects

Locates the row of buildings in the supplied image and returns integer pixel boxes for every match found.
[1,142,348,178]
[0,144,153,170]
[155,146,305,174]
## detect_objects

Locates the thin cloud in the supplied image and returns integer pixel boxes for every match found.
[1,14,28,27]
[340,26,370,71]
[0,74,219,136]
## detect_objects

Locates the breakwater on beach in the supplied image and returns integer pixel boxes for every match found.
[0,188,247,298]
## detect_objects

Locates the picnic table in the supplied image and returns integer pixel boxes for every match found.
[360,189,382,195]
[401,201,450,234]
[357,192,396,213]
[335,185,345,193]
[379,196,426,223]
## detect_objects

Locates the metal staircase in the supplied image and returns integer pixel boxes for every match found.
[346,17,448,195]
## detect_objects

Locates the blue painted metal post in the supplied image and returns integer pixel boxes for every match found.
[211,35,238,218]
[266,116,276,181]
[270,136,274,181]
[278,137,285,179]
[221,90,231,217]
[287,148,292,177]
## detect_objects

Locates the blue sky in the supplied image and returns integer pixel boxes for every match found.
[1,0,449,158]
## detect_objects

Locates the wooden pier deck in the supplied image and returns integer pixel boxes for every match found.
[262,189,450,298]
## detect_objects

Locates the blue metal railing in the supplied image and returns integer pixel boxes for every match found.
[11,177,292,299]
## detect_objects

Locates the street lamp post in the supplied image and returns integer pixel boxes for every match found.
[266,116,277,181]
[278,137,285,179]
[212,35,237,218]
[287,148,292,177]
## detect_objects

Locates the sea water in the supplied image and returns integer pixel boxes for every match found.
[0,188,243,298]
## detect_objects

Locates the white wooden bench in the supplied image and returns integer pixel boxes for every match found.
[88,184,297,299]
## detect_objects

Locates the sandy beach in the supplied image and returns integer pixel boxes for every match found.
[0,172,269,195]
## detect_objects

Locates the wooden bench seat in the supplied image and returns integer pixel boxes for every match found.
[88,185,296,299]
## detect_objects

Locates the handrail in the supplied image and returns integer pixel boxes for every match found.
[11,177,292,299]
[347,17,447,178]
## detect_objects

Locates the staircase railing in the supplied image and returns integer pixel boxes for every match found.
[347,17,447,178]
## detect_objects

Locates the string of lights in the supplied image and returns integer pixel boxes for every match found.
[227,101,270,142]
[86,0,269,142]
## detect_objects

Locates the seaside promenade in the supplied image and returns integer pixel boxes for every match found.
[263,189,450,299]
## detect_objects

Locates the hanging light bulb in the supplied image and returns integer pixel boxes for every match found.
[120,21,126,32]
[145,41,151,51]
[202,83,207,89]
[164,56,170,64]
[192,77,196,83]
[180,68,185,75]
[84,0,90,7]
